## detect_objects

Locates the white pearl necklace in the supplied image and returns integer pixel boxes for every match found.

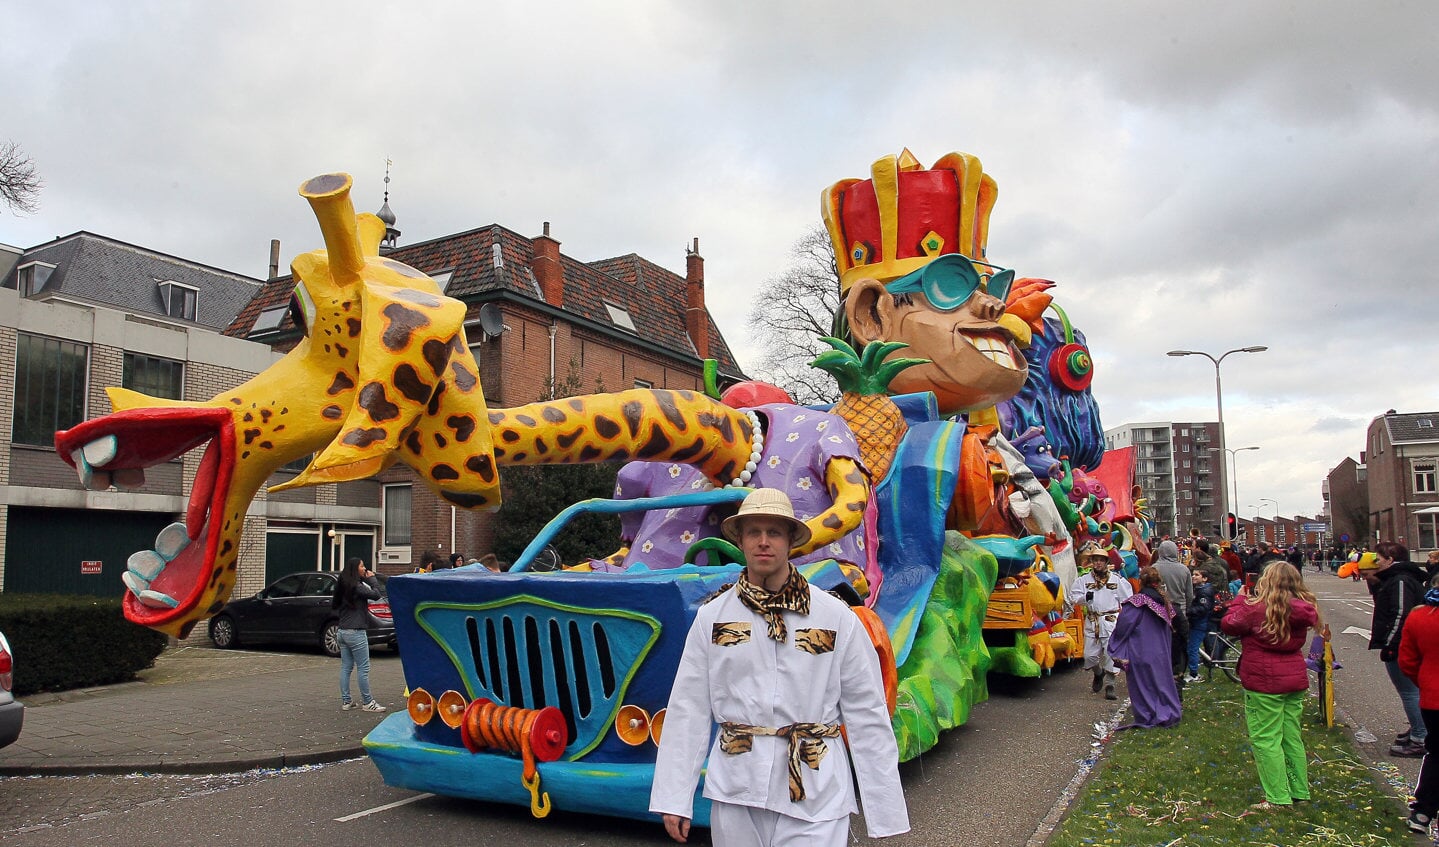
[700,410,763,490]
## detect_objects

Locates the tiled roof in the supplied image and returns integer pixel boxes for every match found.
[1384,411,1439,445]
[5,232,261,330]
[227,224,745,378]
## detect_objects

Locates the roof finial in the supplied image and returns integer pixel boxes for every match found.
[377,157,401,250]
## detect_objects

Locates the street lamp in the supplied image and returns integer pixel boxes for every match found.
[1168,346,1269,541]
[1259,497,1279,518]
[1226,446,1260,540]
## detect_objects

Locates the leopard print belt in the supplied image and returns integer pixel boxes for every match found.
[718,721,842,802]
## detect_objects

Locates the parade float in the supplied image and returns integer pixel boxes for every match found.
[54,149,1139,824]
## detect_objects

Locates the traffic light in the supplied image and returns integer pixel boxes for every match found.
[1226,512,1238,539]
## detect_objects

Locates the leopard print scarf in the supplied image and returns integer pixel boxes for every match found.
[735,566,810,642]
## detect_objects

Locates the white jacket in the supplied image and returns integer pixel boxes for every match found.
[649,584,910,837]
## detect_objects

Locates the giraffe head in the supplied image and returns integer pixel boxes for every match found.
[54,174,499,638]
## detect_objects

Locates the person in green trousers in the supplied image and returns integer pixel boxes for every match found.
[1220,560,1322,810]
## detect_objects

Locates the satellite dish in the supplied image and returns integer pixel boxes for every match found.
[478,303,507,339]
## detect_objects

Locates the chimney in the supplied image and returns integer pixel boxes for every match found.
[531,222,563,307]
[268,239,281,280]
[685,237,708,359]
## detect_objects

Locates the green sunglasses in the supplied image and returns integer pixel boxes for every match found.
[884,254,1015,311]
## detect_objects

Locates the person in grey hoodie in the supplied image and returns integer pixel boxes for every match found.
[1153,540,1194,682]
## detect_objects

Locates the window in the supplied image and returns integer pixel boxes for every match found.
[604,302,637,332]
[1421,419,1435,429]
[1183,459,1191,468]
[1182,443,1191,452]
[1414,460,1438,494]
[1420,514,1439,551]
[1183,506,1193,516]
[158,281,199,321]
[123,352,184,400]
[1184,475,1193,484]
[634,378,653,389]
[1183,490,1193,500]
[384,484,412,547]
[13,332,87,446]
[1180,428,1189,436]
[16,261,56,296]
[252,305,289,334]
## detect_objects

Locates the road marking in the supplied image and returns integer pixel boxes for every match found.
[1342,625,1372,639]
[335,793,434,822]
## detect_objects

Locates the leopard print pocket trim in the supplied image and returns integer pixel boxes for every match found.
[712,622,752,646]
[793,628,837,654]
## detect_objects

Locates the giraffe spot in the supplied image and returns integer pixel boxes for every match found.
[207,601,225,615]
[324,344,332,353]
[422,338,449,376]
[336,344,350,359]
[611,448,630,461]
[698,412,735,441]
[343,427,388,448]
[229,397,243,405]
[845,468,865,485]
[434,432,448,448]
[448,415,476,442]
[322,405,343,419]
[534,437,548,455]
[451,361,477,392]
[382,303,431,351]
[243,428,262,444]
[394,364,433,403]
[568,399,585,412]
[501,430,520,443]
[672,439,707,462]
[512,452,527,462]
[328,372,355,395]
[274,425,285,432]
[578,445,604,462]
[679,390,696,401]
[845,499,865,511]
[716,459,738,482]
[488,411,506,425]
[443,491,490,508]
[359,383,401,422]
[384,261,435,282]
[178,621,196,640]
[492,447,506,458]
[556,429,583,449]
[595,416,621,440]
[260,409,273,422]
[516,414,537,427]
[221,540,233,556]
[346,317,361,337]
[640,424,672,457]
[622,400,644,437]
[541,407,567,424]
[260,441,273,449]
[465,454,496,483]
[655,391,689,431]
[242,451,250,459]
[406,430,423,455]
[432,464,460,482]
[342,301,353,311]
[427,381,447,416]
[243,412,254,423]
[823,514,844,530]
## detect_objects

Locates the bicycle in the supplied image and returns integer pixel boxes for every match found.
[1196,630,1243,682]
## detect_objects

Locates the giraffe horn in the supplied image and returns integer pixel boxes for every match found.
[299,173,365,287]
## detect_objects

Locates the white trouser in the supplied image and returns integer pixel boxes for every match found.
[1083,622,1118,675]
[709,801,852,847]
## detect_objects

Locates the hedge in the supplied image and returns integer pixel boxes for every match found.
[0,594,168,696]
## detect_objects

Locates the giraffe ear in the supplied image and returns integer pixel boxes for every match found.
[297,278,479,484]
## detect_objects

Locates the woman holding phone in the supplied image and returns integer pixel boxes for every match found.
[333,557,386,712]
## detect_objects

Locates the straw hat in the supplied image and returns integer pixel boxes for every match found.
[1077,540,1112,562]
[721,489,812,549]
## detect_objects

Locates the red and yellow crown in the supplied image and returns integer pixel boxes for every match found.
[822,148,998,294]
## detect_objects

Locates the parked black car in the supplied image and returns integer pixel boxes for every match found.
[207,571,394,657]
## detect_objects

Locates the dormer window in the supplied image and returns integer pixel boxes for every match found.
[604,301,636,332]
[252,305,289,334]
[430,268,455,292]
[158,280,199,321]
[16,261,56,296]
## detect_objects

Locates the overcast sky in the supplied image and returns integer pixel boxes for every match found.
[5,1,1436,524]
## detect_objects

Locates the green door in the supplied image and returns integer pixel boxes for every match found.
[265,530,321,584]
[5,506,176,596]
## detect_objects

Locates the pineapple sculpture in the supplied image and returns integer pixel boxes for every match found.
[811,336,928,483]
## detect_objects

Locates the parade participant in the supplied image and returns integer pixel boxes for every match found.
[1399,574,1439,834]
[1369,541,1429,757]
[1070,540,1132,700]
[650,488,909,845]
[1221,562,1319,809]
[1110,567,1183,728]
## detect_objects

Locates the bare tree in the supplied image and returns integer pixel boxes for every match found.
[746,226,842,405]
[1,141,43,214]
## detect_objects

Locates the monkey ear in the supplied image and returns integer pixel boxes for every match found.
[845,277,894,346]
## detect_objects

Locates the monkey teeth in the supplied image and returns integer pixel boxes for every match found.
[120,522,191,609]
[962,333,1020,370]
[69,435,147,491]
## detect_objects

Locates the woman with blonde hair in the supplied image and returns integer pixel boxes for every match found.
[1220,561,1320,810]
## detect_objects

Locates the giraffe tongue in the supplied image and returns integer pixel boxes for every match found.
[186,438,220,540]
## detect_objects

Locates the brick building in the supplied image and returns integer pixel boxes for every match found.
[228,215,746,574]
[1364,410,1439,555]
[1323,455,1369,547]
[1104,421,1228,538]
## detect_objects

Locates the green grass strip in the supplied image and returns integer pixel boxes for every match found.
[1047,677,1414,846]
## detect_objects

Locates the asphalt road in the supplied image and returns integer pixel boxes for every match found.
[0,660,1123,846]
